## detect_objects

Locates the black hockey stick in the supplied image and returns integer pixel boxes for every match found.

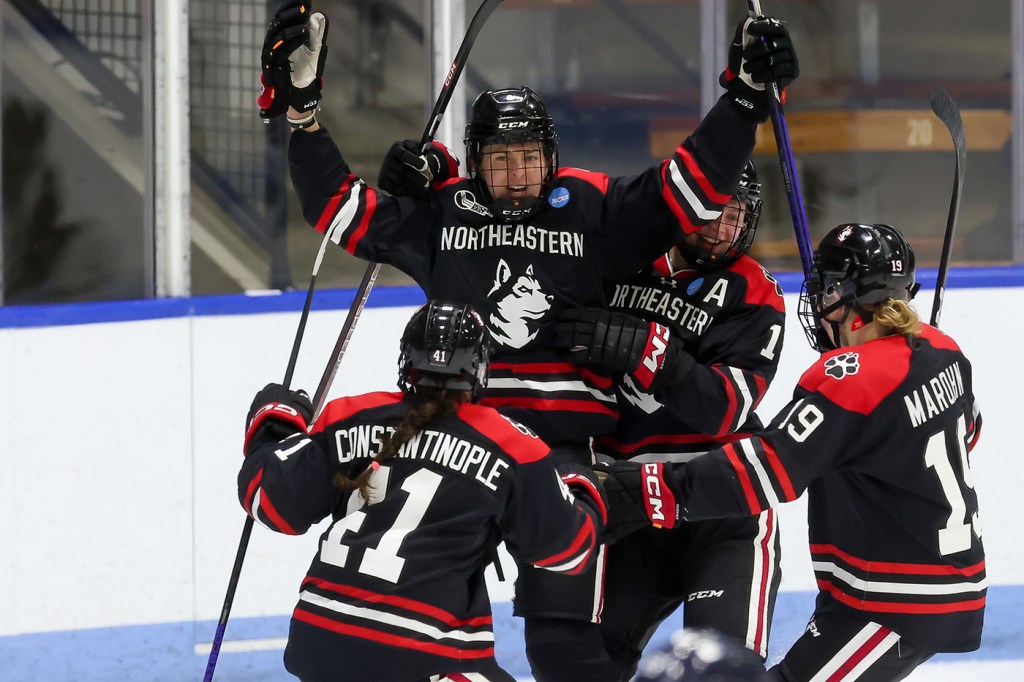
[746,0,813,278]
[311,0,505,410]
[204,3,503,678]
[203,221,342,682]
[929,88,966,328]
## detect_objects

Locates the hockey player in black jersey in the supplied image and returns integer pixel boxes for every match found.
[552,161,784,678]
[258,3,798,678]
[600,224,986,681]
[238,300,608,682]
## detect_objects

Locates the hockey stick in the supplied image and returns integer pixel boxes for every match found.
[928,88,966,328]
[203,222,341,682]
[746,0,813,278]
[204,3,503,678]
[310,0,505,411]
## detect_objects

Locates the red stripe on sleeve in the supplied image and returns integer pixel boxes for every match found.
[723,442,762,513]
[533,517,595,570]
[314,177,351,234]
[243,469,263,515]
[257,490,299,535]
[760,439,797,501]
[711,365,739,436]
[677,145,732,204]
[342,184,378,255]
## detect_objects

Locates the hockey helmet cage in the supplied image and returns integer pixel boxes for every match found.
[798,223,919,352]
[464,86,558,219]
[398,300,491,401]
[679,160,762,270]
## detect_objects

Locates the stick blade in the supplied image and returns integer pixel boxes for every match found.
[930,88,966,168]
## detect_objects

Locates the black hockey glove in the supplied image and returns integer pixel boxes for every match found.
[553,307,693,394]
[378,139,460,198]
[720,16,799,123]
[258,2,330,121]
[592,461,679,544]
[557,463,609,536]
[243,383,314,455]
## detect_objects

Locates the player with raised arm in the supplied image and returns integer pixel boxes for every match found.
[257,3,798,678]
[238,300,607,682]
[600,224,986,680]
[552,161,785,678]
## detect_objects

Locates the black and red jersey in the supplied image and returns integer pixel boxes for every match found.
[596,253,786,460]
[288,96,756,445]
[669,325,986,652]
[238,392,602,681]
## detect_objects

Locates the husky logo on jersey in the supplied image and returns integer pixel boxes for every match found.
[455,189,493,217]
[486,260,552,348]
[824,352,860,379]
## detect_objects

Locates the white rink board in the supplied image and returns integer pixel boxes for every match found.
[0,286,1020,679]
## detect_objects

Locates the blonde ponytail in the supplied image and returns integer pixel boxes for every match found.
[872,298,920,339]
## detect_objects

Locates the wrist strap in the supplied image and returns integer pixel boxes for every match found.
[287,111,317,131]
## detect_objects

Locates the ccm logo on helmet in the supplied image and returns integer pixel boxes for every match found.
[642,462,677,528]
[498,121,529,130]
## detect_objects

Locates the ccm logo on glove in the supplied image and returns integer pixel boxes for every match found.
[642,462,677,529]
[633,322,671,390]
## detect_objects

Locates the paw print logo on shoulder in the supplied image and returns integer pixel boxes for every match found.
[824,351,860,380]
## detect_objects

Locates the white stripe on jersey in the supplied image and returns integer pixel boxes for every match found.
[327,182,364,245]
[487,377,617,403]
[299,590,495,644]
[745,510,777,658]
[250,489,275,532]
[591,544,608,623]
[543,548,590,573]
[740,439,781,507]
[813,561,988,596]
[808,622,900,682]
[729,366,755,427]
[629,451,709,463]
[666,158,722,221]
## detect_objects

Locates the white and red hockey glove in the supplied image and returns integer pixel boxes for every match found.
[592,461,679,544]
[258,2,329,121]
[553,307,694,394]
[243,383,314,455]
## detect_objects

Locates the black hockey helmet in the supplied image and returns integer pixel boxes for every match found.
[798,223,920,352]
[398,300,491,401]
[679,161,762,270]
[464,86,558,219]
[633,628,770,682]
